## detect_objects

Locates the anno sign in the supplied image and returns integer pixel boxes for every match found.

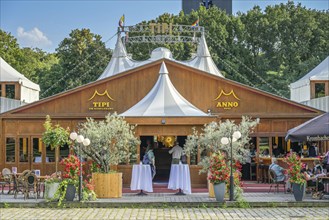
[88,90,115,111]
[214,89,241,110]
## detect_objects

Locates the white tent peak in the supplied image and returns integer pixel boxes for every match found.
[197,34,211,57]
[97,33,135,80]
[112,33,128,58]
[182,34,224,77]
[159,61,169,75]
[97,33,224,80]
[120,62,207,117]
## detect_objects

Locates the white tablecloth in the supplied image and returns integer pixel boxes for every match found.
[168,164,192,194]
[130,164,153,192]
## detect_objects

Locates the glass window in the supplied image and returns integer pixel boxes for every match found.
[46,145,55,163]
[259,137,270,156]
[59,144,70,161]
[315,83,325,98]
[19,137,29,162]
[6,137,15,162]
[33,138,43,163]
[5,84,15,99]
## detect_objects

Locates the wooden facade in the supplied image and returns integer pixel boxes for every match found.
[0,59,324,187]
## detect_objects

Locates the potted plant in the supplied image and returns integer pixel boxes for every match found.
[284,152,306,201]
[208,151,230,202]
[44,173,61,200]
[42,115,71,174]
[184,116,259,198]
[77,112,140,198]
[53,154,80,206]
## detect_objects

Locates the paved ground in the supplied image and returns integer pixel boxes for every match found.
[0,207,328,219]
[1,192,329,204]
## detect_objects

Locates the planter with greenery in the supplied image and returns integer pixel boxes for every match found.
[77,113,140,198]
[284,152,306,201]
[44,173,61,200]
[42,115,71,173]
[184,116,259,200]
[208,152,230,202]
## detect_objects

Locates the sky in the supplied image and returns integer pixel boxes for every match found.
[1,0,328,53]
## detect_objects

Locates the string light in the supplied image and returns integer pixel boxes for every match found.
[205,32,284,97]
[40,32,119,98]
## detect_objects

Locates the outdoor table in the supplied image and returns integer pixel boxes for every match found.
[130,164,153,195]
[316,176,329,193]
[168,164,191,195]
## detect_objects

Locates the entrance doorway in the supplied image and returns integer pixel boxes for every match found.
[140,135,187,183]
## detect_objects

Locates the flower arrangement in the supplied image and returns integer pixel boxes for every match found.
[82,178,97,201]
[207,151,230,184]
[61,154,82,180]
[283,152,306,185]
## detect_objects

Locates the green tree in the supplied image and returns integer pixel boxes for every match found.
[78,113,140,173]
[54,29,112,91]
[0,29,22,68]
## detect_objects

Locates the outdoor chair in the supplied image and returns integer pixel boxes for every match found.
[25,173,38,200]
[268,169,286,193]
[13,173,28,200]
[1,168,14,194]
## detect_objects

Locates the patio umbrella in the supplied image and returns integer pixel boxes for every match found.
[285,112,329,142]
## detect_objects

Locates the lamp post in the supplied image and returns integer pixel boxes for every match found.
[221,130,241,201]
[70,131,90,201]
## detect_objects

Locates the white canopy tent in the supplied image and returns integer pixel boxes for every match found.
[290,56,329,103]
[120,62,207,117]
[0,57,40,103]
[97,34,223,80]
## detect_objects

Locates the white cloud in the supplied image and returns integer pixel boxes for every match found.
[17,27,52,48]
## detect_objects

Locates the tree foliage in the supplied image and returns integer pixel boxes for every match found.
[1,2,328,98]
[42,115,71,173]
[78,113,140,173]
[184,116,259,173]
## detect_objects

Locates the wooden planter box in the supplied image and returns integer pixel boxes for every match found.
[92,172,122,198]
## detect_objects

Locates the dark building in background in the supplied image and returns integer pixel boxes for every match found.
[182,0,232,15]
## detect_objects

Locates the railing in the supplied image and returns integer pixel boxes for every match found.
[301,96,329,112]
[0,97,26,113]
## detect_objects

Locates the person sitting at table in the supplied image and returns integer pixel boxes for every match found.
[269,158,290,191]
[323,150,329,173]
[269,158,286,181]
[142,145,156,179]
[301,165,324,195]
[272,144,282,158]
[169,141,183,164]
[313,160,325,176]
[308,142,317,157]
[261,148,270,157]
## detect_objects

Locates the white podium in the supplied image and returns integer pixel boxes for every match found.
[130,164,153,195]
[168,164,192,195]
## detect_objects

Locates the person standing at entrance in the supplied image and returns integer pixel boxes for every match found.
[169,141,183,164]
[143,145,156,179]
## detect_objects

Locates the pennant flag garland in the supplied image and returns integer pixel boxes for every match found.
[119,14,125,28]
